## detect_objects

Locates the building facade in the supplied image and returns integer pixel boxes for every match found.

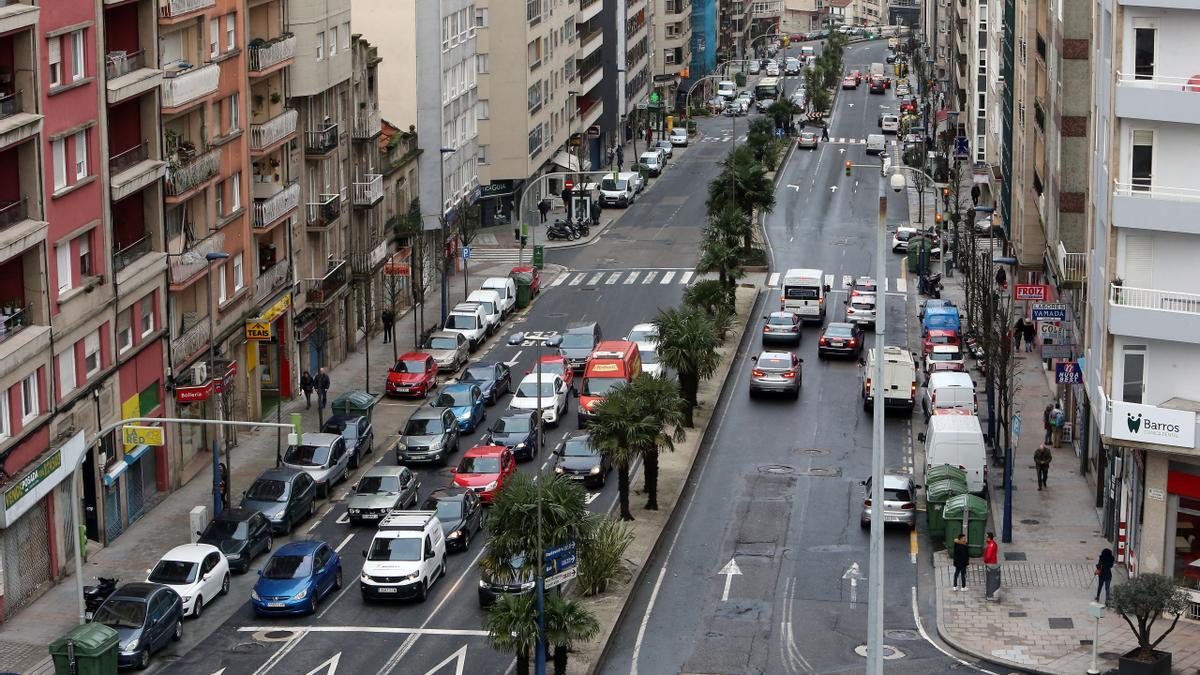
[653,0,692,114]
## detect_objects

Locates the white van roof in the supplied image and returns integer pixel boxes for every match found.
[482,277,512,287]
[927,371,974,388]
[870,346,915,364]
[378,511,438,531]
[928,413,983,434]
[783,268,823,281]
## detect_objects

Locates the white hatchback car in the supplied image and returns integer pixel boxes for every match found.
[146,543,231,617]
[626,323,663,376]
[508,374,569,427]
[669,127,689,147]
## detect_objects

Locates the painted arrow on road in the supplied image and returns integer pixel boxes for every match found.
[830,185,839,193]
[787,185,800,192]
[842,562,862,604]
[719,558,742,601]
[305,653,341,675]
[423,645,468,675]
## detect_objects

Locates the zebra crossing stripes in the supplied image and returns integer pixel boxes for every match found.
[760,271,912,296]
[679,271,694,285]
[660,271,676,285]
[643,271,658,284]
[587,272,605,285]
[605,272,623,285]
[624,271,640,284]
[466,248,524,264]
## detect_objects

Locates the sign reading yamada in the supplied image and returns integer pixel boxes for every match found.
[1111,401,1196,449]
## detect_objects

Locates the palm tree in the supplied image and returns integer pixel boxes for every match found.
[767,99,801,132]
[707,147,776,250]
[682,280,734,336]
[478,472,591,585]
[654,305,721,428]
[544,594,600,675]
[485,592,539,675]
[587,385,648,520]
[628,375,686,510]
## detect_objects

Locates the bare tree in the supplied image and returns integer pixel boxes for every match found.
[450,201,483,303]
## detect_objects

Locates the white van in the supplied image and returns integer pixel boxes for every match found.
[780,268,828,323]
[866,133,886,155]
[466,290,503,335]
[481,277,517,316]
[869,62,886,81]
[922,414,989,494]
[620,171,645,195]
[638,151,664,177]
[444,302,488,350]
[359,511,446,602]
[717,80,737,99]
[922,371,977,420]
[599,174,636,207]
[861,346,918,412]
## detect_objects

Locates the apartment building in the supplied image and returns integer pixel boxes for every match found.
[1082,0,1200,604]
[619,0,653,146]
[377,120,422,331]
[691,0,717,82]
[346,35,388,341]
[784,0,817,34]
[653,0,692,110]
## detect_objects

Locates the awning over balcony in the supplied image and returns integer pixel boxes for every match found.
[552,151,585,173]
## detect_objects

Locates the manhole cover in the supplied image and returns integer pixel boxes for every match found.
[546,312,568,318]
[885,630,919,641]
[797,448,830,456]
[231,642,266,654]
[854,644,904,660]
[799,467,842,477]
[757,464,795,475]
[1004,552,1028,561]
[1020,519,1040,525]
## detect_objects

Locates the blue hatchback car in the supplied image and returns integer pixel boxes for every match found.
[251,541,342,616]
[432,384,486,432]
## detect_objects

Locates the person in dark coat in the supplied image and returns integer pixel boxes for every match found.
[381,308,395,344]
[561,187,572,211]
[316,367,331,410]
[952,533,970,591]
[1023,320,1036,352]
[1013,318,1027,351]
[537,198,551,224]
[1095,548,1115,604]
[300,371,314,409]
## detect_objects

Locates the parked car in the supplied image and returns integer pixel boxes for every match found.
[197,508,274,574]
[281,432,351,498]
[653,139,674,159]
[92,582,184,670]
[347,465,421,524]
[451,445,517,503]
[423,487,485,552]
[638,151,665,177]
[251,540,342,616]
[842,75,858,89]
[145,544,230,618]
[465,290,503,335]
[459,361,512,405]
[320,415,373,469]
[749,351,803,398]
[431,383,487,432]
[240,468,318,534]
[552,431,611,488]
[748,60,761,74]
[670,127,689,146]
[922,328,962,355]
[860,473,918,529]
[386,352,439,398]
[397,407,461,466]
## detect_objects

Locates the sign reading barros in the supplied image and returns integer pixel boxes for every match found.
[1111,401,1196,449]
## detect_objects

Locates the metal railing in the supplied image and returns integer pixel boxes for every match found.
[1117,71,1200,90]
[109,141,150,175]
[1113,181,1200,202]
[305,123,339,154]
[0,197,28,229]
[165,148,221,196]
[252,181,300,228]
[105,50,148,79]
[0,304,32,345]
[353,108,381,139]
[248,34,296,73]
[159,0,214,18]
[160,63,219,108]
[305,194,341,227]
[255,258,289,300]
[169,231,225,284]
[249,109,298,150]
[304,259,348,305]
[1110,283,1200,315]
[352,174,383,206]
[170,316,211,361]
[0,90,23,119]
[114,235,153,273]
[1056,241,1086,284]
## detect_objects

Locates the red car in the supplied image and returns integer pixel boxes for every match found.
[922,329,962,355]
[851,69,863,84]
[900,98,916,114]
[386,352,439,398]
[529,354,574,392]
[451,445,516,503]
[510,266,541,295]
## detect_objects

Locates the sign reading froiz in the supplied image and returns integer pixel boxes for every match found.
[1111,401,1197,449]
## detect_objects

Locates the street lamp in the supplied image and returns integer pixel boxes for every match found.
[203,251,230,515]
[438,147,456,327]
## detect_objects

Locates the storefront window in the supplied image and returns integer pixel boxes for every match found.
[1172,497,1200,590]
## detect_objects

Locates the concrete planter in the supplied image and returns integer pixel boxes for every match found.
[1118,648,1171,675]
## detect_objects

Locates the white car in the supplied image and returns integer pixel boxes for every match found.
[892,226,918,252]
[626,323,658,345]
[880,114,900,134]
[748,61,761,74]
[508,374,569,427]
[146,543,230,617]
[756,97,776,112]
[620,170,645,194]
[766,63,781,77]
[846,294,878,328]
[669,128,689,147]
[653,139,674,159]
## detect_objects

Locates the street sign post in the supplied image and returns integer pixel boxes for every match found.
[954,136,969,159]
[462,245,471,260]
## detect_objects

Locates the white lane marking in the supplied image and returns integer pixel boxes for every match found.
[335,512,350,525]
[883,277,889,292]
[824,274,834,289]
[643,271,658,284]
[334,533,354,552]
[587,272,605,285]
[911,586,1000,674]
[659,271,676,285]
[423,645,469,675]
[896,276,907,293]
[240,626,491,637]
[780,577,816,674]
[679,271,694,285]
[842,274,853,289]
[584,492,600,505]
[304,652,341,675]
[719,558,742,601]
[605,272,622,285]
[624,271,640,284]
[568,273,585,286]
[767,272,780,287]
[549,274,569,288]
[308,505,334,532]
[251,629,310,675]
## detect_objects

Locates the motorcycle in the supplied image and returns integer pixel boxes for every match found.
[919,272,943,298]
[546,220,578,241]
[575,217,591,237]
[84,576,119,620]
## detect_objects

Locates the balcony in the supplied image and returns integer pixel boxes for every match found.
[305,123,339,155]
[1055,241,1086,288]
[353,107,381,140]
[1115,71,1200,126]
[353,174,383,208]
[1109,283,1200,345]
[305,194,341,229]
[252,180,300,229]
[0,91,42,150]
[1112,181,1200,236]
[169,231,225,287]
[578,97,602,128]
[578,26,603,59]
[304,259,348,306]
[158,0,215,21]
[165,148,221,201]
[171,316,210,366]
[110,141,167,202]
[578,0,603,22]
[248,34,296,77]
[350,239,389,276]
[578,61,604,93]
[255,258,289,301]
[113,234,153,274]
[0,198,45,264]
[0,303,49,366]
[161,63,220,111]
[105,50,164,105]
[0,0,38,35]
[249,109,298,153]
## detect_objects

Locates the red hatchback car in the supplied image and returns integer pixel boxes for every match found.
[386,352,439,398]
[529,354,574,392]
[922,329,962,355]
[510,266,541,295]
[451,445,517,503]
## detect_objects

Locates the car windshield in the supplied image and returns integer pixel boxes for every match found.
[884,488,912,502]
[284,444,331,467]
[458,456,502,474]
[263,554,311,579]
[516,381,557,398]
[640,349,659,365]
[627,328,656,343]
[403,417,444,435]
[359,475,401,494]
[435,390,473,407]
[429,336,459,350]
[246,478,287,502]
[434,500,463,521]
[784,286,819,300]
[393,359,427,374]
[560,333,595,349]
[445,314,478,330]
[601,179,627,191]
[149,559,198,585]
[826,325,855,338]
[758,357,791,369]
[928,335,956,345]
[563,439,597,458]
[368,537,421,562]
[534,362,565,378]
[929,351,960,361]
[582,376,622,396]
[205,519,248,539]
[767,316,795,326]
[493,416,531,433]
[464,366,495,381]
[93,599,146,629]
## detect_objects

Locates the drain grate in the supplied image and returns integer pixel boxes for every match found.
[797,448,830,456]
[799,467,842,477]
[1004,551,1028,561]
[1020,519,1040,525]
[546,312,568,318]
[885,630,919,641]
[757,464,795,475]
[854,644,904,660]
[1048,618,1075,629]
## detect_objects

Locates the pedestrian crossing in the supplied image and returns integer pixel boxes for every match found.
[699,135,750,143]
[546,268,697,288]
[468,248,526,265]
[765,272,908,295]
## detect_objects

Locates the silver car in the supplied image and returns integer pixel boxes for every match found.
[860,473,918,529]
[280,432,351,498]
[846,294,878,327]
[761,311,801,345]
[347,466,421,524]
[748,350,803,398]
[425,331,469,372]
[397,407,461,466]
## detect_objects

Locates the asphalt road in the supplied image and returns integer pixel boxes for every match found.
[598,40,974,675]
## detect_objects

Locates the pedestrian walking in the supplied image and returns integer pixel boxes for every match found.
[616,146,624,171]
[983,532,1001,600]
[300,371,314,409]
[1094,548,1115,604]
[1013,318,1027,351]
[537,198,551,224]
[1034,443,1053,490]
[1050,402,1065,446]
[1023,320,1036,353]
[821,125,829,141]
[381,308,395,344]
[952,533,970,591]
[1043,404,1054,444]
[561,186,572,211]
[316,367,331,411]
[995,266,1007,288]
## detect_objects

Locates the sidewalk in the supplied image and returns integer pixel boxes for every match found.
[904,179,1200,674]
[0,257,555,673]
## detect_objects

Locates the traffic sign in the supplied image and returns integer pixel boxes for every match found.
[1055,361,1083,385]
[1013,284,1048,301]
[462,246,471,260]
[123,425,164,446]
[1011,414,1022,438]
[544,541,577,576]
[587,125,601,139]
[1031,302,1068,321]
[954,136,969,159]
[545,566,577,589]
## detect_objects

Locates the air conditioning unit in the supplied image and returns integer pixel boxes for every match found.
[191,363,208,385]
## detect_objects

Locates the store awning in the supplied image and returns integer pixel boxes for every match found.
[552,152,584,173]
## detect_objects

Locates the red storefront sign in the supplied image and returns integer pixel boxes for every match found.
[174,361,238,403]
[1013,284,1048,301]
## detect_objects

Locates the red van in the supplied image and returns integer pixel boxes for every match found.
[577,341,642,427]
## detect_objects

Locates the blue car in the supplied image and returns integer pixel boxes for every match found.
[460,362,513,405]
[251,541,342,616]
[432,384,486,432]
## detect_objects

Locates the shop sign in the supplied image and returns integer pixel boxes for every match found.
[1,431,86,528]
[1039,322,1068,339]
[1031,302,1068,321]
[245,321,272,341]
[479,180,516,198]
[1014,284,1048,301]
[1055,362,1082,385]
[1040,344,1074,359]
[175,379,214,403]
[4,451,61,511]
[122,425,165,447]
[385,262,411,277]
[1111,401,1197,449]
[259,295,291,322]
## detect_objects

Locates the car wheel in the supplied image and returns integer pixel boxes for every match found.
[221,573,230,596]
[137,648,151,670]
[416,579,429,602]
[172,619,183,641]
[265,536,273,553]
[748,388,756,399]
[192,596,203,618]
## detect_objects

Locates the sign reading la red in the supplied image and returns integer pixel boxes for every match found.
[1111,401,1197,449]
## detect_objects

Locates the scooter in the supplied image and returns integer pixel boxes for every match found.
[84,576,119,620]
[920,272,943,298]
[574,216,591,237]
[546,220,578,241]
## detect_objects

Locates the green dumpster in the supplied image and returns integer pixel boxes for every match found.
[512,272,533,309]
[942,494,989,556]
[926,464,967,486]
[925,478,969,541]
[531,245,545,270]
[49,622,119,675]
[330,389,376,421]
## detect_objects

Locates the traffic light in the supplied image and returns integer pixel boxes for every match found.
[935,213,944,227]
[844,160,852,176]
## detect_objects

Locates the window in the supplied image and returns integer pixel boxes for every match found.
[214,183,223,216]
[58,350,76,397]
[230,172,241,211]
[477,99,489,119]
[442,17,450,50]
[527,0,541,25]
[48,37,62,87]
[52,139,67,190]
[218,264,228,303]
[343,23,351,49]
[74,131,88,179]
[226,14,236,50]
[20,374,38,423]
[56,242,71,292]
[528,38,542,68]
[476,8,488,27]
[118,309,133,353]
[477,54,489,73]
[233,252,244,291]
[229,92,240,131]
[527,123,544,157]
[528,81,543,113]
[84,332,100,376]
[1122,345,1146,404]
[977,49,986,77]
[140,295,155,336]
[0,394,8,440]
[72,30,86,81]
[79,235,91,277]
[1131,130,1153,191]
[210,18,219,58]
[478,144,489,164]
[1133,24,1155,80]
[316,32,324,60]
[329,26,337,56]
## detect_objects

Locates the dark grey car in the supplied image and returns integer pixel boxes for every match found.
[761,311,801,346]
[748,350,803,398]
[559,323,602,372]
[92,582,184,670]
[240,468,318,534]
[397,407,461,465]
[347,466,421,524]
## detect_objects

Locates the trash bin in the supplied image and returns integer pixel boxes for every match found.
[942,494,989,556]
[513,272,533,309]
[532,245,545,270]
[330,390,376,421]
[926,464,967,486]
[49,623,119,675]
[925,477,969,541]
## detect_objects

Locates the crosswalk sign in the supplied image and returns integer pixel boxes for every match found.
[954,136,969,159]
